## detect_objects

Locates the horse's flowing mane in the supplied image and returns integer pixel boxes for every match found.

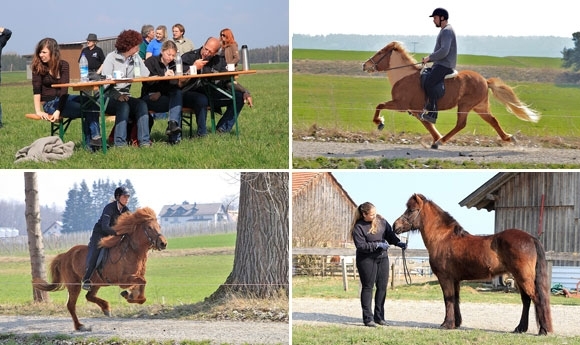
[389,41,419,65]
[99,207,158,248]
[426,198,469,237]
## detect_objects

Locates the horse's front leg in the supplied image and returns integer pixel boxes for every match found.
[438,278,457,329]
[120,275,147,304]
[85,287,112,318]
[373,100,405,130]
[437,110,469,147]
[453,280,462,328]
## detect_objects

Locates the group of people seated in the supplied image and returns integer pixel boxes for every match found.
[31,24,253,148]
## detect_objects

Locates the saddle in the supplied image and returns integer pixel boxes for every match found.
[95,248,109,277]
[420,67,458,101]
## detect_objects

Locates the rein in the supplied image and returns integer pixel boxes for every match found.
[382,62,423,71]
[367,49,422,72]
[402,235,412,285]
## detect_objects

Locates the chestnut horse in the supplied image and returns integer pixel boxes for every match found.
[33,207,167,331]
[392,194,552,335]
[363,42,540,148]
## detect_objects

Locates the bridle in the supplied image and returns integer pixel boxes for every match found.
[400,207,422,230]
[366,49,422,72]
[142,225,164,250]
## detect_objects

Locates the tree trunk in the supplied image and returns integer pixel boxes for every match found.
[24,172,49,302]
[210,172,289,300]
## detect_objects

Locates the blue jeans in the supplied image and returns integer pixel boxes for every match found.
[143,89,183,141]
[106,96,150,146]
[214,90,245,133]
[54,95,100,145]
[183,90,209,136]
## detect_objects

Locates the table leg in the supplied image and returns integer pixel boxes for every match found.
[99,85,107,153]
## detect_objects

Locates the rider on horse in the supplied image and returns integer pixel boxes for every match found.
[420,8,457,124]
[82,186,131,291]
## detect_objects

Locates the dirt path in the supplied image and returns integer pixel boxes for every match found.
[292,297,580,336]
[292,140,580,166]
[0,315,289,344]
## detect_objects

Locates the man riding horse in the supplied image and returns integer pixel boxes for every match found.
[81,186,131,290]
[420,7,457,124]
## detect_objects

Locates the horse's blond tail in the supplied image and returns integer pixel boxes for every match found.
[487,78,540,123]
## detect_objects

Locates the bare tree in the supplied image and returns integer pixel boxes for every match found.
[210,172,289,299]
[24,172,48,302]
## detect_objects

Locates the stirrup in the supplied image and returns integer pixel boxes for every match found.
[82,279,92,291]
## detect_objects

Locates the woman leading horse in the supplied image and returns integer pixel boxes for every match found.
[32,207,167,331]
[393,193,552,335]
[363,42,540,149]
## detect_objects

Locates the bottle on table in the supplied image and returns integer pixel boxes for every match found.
[241,45,250,71]
[133,54,141,78]
[175,51,183,76]
[79,54,89,82]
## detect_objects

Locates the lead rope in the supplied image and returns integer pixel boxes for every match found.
[402,234,412,285]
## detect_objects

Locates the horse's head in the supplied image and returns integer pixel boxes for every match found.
[113,207,168,251]
[393,193,427,234]
[363,41,418,73]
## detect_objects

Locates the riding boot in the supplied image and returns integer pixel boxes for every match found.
[82,245,99,290]
[420,99,438,124]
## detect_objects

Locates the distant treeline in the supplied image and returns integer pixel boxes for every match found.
[0,45,289,72]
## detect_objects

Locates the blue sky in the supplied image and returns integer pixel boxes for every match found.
[1,0,288,55]
[332,171,498,249]
[291,0,578,38]
[0,170,240,216]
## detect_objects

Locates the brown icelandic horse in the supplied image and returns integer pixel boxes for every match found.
[392,194,552,335]
[33,207,167,331]
[363,42,540,149]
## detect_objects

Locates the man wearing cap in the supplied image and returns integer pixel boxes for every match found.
[420,8,457,124]
[79,33,105,78]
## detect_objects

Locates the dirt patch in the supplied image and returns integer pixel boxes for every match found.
[293,297,580,336]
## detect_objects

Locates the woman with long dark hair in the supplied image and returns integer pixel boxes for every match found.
[351,202,407,327]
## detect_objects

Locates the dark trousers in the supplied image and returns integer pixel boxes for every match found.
[423,64,453,110]
[356,254,390,324]
[82,240,99,282]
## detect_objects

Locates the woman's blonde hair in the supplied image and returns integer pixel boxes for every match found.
[350,202,382,239]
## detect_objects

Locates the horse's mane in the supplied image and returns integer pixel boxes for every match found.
[389,41,419,66]
[424,197,469,237]
[100,207,158,248]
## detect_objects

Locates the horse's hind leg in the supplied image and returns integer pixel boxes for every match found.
[66,286,88,331]
[85,287,112,317]
[514,287,531,333]
[437,110,468,147]
[473,103,513,142]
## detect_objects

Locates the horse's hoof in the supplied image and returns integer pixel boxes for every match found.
[103,310,112,317]
[431,141,441,149]
[377,123,384,131]
[120,290,128,298]
[78,324,92,332]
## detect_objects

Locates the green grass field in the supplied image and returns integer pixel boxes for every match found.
[0,64,289,168]
[293,50,580,138]
[0,233,236,308]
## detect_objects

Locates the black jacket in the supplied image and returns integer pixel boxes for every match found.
[352,216,401,258]
[90,201,129,244]
[141,55,179,96]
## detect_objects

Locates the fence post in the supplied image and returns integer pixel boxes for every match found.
[342,258,348,291]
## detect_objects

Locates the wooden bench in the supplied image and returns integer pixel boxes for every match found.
[25,113,114,144]
[180,106,223,138]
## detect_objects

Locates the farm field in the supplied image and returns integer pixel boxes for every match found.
[0,63,289,169]
[292,49,580,168]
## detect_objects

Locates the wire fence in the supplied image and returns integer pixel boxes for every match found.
[0,222,237,256]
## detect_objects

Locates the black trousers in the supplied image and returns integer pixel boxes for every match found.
[356,254,390,324]
[423,64,454,110]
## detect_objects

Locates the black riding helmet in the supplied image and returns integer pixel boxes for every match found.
[429,8,449,20]
[114,186,130,199]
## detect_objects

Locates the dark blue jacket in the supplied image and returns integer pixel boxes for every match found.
[0,28,12,70]
[89,201,129,245]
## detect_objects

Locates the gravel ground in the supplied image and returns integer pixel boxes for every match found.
[0,315,289,344]
[292,140,580,166]
[292,297,580,336]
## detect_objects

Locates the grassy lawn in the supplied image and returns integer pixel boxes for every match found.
[0,64,289,168]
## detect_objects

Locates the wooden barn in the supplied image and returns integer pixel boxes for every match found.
[292,172,357,248]
[460,171,580,272]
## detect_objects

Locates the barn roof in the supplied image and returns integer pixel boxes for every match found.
[459,172,517,211]
[292,172,357,206]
